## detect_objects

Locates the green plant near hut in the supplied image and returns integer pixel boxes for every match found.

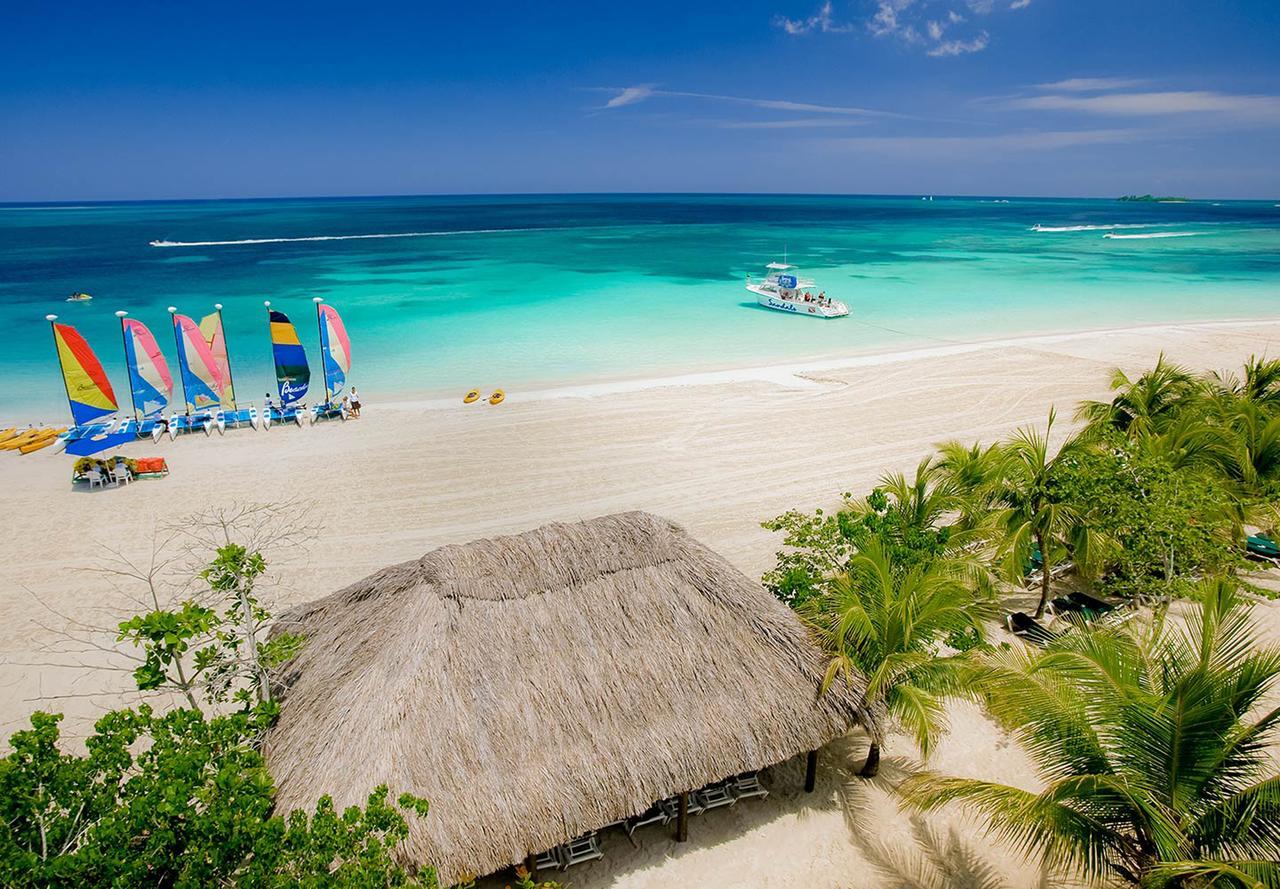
[0,705,436,888]
[802,537,996,777]
[901,576,1280,887]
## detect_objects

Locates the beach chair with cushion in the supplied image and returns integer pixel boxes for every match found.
[560,832,603,868]
[695,782,736,811]
[729,771,769,802]
[1247,534,1280,565]
[1006,611,1062,647]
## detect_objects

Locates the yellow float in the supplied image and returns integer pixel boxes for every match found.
[488,389,506,405]
[463,389,481,404]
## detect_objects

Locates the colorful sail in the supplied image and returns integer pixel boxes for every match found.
[198,310,236,408]
[269,310,310,405]
[52,323,118,425]
[122,319,173,418]
[318,304,351,398]
[172,313,226,412]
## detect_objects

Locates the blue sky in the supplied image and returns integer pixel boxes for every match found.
[2,1,1278,200]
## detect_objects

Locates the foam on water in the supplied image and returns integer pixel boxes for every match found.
[149,226,581,247]
[1102,231,1208,240]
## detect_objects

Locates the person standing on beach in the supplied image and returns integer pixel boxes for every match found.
[349,386,361,418]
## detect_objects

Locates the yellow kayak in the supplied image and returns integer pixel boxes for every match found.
[0,428,16,444]
[19,432,59,454]
[0,430,41,451]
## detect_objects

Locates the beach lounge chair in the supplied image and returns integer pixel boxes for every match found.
[729,771,769,802]
[695,782,736,811]
[1246,534,1280,565]
[624,801,672,840]
[533,847,563,871]
[560,832,604,868]
[86,468,106,490]
[1006,611,1062,646]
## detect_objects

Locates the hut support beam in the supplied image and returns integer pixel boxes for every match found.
[804,750,818,793]
[675,792,689,842]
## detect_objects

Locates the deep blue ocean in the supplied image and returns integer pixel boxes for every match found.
[2,193,1279,421]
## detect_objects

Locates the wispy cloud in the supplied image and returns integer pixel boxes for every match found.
[1035,77,1151,92]
[1004,90,1280,121]
[822,128,1142,156]
[711,117,870,129]
[928,31,989,56]
[856,0,1028,56]
[603,85,655,109]
[774,1,853,35]
[594,86,900,118]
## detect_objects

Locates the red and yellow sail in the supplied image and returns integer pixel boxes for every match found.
[53,322,118,426]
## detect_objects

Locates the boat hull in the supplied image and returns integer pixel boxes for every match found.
[748,286,849,318]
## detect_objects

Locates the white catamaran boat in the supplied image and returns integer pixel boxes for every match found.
[746,262,849,318]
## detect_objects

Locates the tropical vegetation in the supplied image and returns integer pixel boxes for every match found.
[902,577,1280,887]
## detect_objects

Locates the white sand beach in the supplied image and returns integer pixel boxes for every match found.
[2,318,1278,889]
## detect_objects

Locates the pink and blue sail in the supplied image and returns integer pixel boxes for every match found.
[121,318,173,418]
[171,312,226,412]
[318,304,352,399]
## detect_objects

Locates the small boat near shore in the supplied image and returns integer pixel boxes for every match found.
[66,292,93,302]
[746,262,848,319]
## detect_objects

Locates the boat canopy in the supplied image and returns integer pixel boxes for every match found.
[766,262,794,270]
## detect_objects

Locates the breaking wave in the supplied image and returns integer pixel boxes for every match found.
[149,226,572,247]
[1102,231,1207,240]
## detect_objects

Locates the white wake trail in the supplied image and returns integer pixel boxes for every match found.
[149,226,572,247]
[1102,231,1207,240]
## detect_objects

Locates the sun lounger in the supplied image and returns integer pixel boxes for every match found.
[1006,611,1062,646]
[695,782,736,811]
[729,771,769,802]
[624,802,670,840]
[1247,534,1280,565]
[533,847,563,871]
[560,832,604,868]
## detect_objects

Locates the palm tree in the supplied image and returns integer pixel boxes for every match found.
[935,439,1007,535]
[802,537,995,778]
[901,576,1280,887]
[1208,355,1280,414]
[1077,354,1196,439]
[985,411,1105,619]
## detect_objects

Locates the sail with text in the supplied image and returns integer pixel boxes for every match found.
[172,313,226,413]
[269,310,310,406]
[318,304,351,399]
[122,318,173,418]
[198,310,236,409]
[52,322,118,426]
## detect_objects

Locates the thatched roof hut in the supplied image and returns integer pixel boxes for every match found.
[265,511,871,883]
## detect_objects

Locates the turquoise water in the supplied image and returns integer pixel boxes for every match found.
[2,194,1279,420]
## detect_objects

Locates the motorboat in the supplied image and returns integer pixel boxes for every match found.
[746,262,848,318]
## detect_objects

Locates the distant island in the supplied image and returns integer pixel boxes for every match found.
[1118,194,1190,203]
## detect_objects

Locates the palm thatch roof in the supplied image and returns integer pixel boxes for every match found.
[265,511,871,884]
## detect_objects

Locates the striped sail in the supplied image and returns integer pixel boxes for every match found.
[318,304,351,398]
[172,313,226,412]
[269,310,310,405]
[198,311,236,408]
[53,323,118,425]
[122,318,173,418]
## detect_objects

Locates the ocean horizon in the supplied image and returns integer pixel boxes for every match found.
[3,192,1279,421]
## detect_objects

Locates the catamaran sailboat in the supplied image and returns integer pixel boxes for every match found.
[746,262,849,318]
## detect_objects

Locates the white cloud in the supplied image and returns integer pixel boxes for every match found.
[926,19,944,40]
[603,86,655,109]
[1010,0,1032,8]
[593,86,900,119]
[823,128,1142,156]
[928,31,989,56]
[869,0,919,40]
[1035,77,1150,92]
[712,117,870,129]
[966,0,995,13]
[775,1,853,34]
[1005,90,1280,120]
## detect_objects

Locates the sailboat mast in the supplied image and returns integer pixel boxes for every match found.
[45,314,76,427]
[215,303,238,410]
[167,307,189,416]
[115,310,139,422]
[313,297,331,408]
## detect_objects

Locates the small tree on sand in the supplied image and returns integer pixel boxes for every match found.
[901,576,1280,887]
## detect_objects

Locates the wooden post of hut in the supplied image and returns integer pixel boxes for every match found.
[804,750,818,792]
[675,792,690,842]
